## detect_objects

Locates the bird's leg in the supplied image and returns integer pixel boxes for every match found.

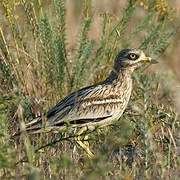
[75,126,94,158]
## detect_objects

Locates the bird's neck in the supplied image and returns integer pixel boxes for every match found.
[104,67,133,84]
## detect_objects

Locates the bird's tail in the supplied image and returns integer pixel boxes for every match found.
[25,116,45,133]
[12,116,47,138]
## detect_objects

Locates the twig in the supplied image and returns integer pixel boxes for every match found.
[15,129,95,165]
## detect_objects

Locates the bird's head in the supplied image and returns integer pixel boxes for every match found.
[113,48,157,72]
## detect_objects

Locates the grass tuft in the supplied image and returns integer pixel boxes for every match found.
[0,0,179,178]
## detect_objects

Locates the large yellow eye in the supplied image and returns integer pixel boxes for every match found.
[128,53,139,60]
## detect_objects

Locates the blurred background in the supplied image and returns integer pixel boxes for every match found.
[0,0,180,179]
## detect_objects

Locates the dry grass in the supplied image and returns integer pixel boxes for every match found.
[0,0,180,179]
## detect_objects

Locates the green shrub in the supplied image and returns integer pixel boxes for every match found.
[0,0,179,179]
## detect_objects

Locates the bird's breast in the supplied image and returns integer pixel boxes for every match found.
[111,77,132,117]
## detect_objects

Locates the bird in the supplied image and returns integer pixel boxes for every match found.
[19,48,157,157]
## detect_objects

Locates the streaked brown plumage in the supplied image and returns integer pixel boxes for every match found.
[25,48,156,133]
[19,48,157,157]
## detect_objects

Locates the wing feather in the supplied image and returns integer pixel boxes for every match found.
[46,83,123,127]
[47,85,103,120]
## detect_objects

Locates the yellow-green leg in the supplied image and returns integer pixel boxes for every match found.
[75,126,94,158]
